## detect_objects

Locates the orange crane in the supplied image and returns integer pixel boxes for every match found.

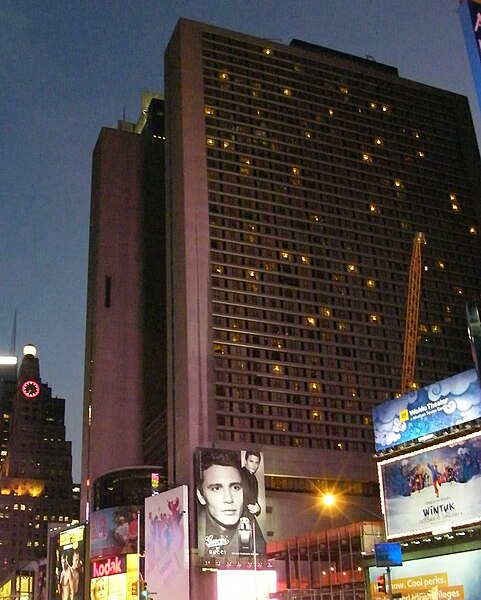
[401,232,426,393]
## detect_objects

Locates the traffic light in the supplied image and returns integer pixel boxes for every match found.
[377,574,386,593]
[141,581,148,598]
[130,582,138,596]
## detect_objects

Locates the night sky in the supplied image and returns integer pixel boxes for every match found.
[0,0,479,481]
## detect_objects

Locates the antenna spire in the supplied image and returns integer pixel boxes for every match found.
[10,310,17,355]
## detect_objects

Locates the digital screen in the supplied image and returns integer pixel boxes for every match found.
[48,524,86,600]
[369,548,481,599]
[379,430,481,539]
[374,542,402,567]
[373,369,481,452]
[89,505,140,558]
[217,570,276,600]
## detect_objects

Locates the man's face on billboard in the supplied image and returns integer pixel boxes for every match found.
[197,464,243,527]
[245,454,260,474]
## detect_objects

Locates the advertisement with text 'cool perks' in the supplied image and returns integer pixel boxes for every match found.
[370,548,481,599]
[379,431,481,539]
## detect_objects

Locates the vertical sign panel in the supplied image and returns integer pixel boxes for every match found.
[145,485,189,600]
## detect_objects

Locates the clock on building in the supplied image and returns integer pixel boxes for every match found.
[21,380,40,398]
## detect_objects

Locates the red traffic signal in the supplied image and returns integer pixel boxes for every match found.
[377,574,386,593]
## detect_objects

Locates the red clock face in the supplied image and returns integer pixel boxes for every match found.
[22,380,40,398]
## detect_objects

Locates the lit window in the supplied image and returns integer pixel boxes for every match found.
[469,225,478,235]
[369,101,377,109]
[283,88,292,96]
[307,317,317,326]
[240,166,251,175]
[346,264,357,273]
[321,307,331,317]
[337,322,347,331]
[456,288,463,295]
[362,153,373,162]
[419,324,427,333]
[328,107,334,116]
[291,166,301,175]
[206,137,215,146]
[222,140,230,148]
[218,71,229,80]
[374,138,383,146]
[394,179,403,188]
[340,86,349,94]
[280,251,291,260]
[272,364,283,374]
[263,47,272,55]
[366,279,375,288]
[451,201,460,212]
[311,410,323,420]
[417,150,425,158]
[246,270,258,279]
[369,314,379,323]
[382,104,390,112]
[369,203,379,214]
[204,106,215,116]
[337,442,343,450]
[413,131,420,138]
[308,382,320,392]
[312,214,320,222]
[240,156,251,165]
[437,261,445,270]
[450,192,457,201]
[303,131,312,138]
[301,256,310,264]
[431,325,441,334]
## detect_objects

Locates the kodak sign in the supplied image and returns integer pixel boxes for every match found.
[91,555,126,578]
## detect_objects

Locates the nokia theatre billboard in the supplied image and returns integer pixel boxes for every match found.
[195,448,266,560]
[373,369,481,453]
[379,430,481,539]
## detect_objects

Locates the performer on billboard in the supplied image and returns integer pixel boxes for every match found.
[58,555,74,600]
[71,550,83,600]
[427,462,443,497]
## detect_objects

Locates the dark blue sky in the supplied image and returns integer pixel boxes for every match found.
[0,1,478,481]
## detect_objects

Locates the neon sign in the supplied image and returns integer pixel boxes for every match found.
[91,555,126,578]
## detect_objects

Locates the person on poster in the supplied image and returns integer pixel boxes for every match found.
[197,449,246,558]
[427,462,443,497]
[91,578,106,600]
[58,555,74,600]
[197,448,266,559]
[241,451,262,517]
[71,550,83,600]
[240,450,266,555]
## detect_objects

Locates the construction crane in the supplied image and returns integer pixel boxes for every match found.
[401,232,426,393]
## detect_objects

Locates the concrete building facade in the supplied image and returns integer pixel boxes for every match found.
[82,18,481,560]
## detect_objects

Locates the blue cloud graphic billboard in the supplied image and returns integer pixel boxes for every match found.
[373,369,481,452]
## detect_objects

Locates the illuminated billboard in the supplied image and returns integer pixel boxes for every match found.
[217,570,276,600]
[90,553,138,600]
[369,547,481,599]
[90,505,140,558]
[195,448,266,560]
[373,369,481,452]
[379,431,481,539]
[460,0,481,113]
[47,524,86,600]
[145,486,189,600]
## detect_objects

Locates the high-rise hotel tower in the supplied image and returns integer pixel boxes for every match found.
[82,19,481,538]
